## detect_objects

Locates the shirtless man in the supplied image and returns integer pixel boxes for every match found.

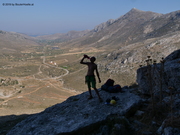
[80,55,102,101]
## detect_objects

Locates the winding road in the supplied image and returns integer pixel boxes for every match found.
[0,48,80,115]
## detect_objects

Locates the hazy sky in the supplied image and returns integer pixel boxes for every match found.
[0,0,180,35]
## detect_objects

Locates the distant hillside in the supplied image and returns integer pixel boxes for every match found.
[0,30,39,53]
[35,30,90,45]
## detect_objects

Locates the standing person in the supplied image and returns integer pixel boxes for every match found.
[80,54,102,102]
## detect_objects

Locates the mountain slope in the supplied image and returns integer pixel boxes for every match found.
[0,30,39,53]
[56,8,180,50]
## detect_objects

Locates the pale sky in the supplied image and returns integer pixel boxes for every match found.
[0,0,180,35]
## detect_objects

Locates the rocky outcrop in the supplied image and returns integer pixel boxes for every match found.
[137,49,180,135]
[93,19,115,32]
[137,49,180,95]
[7,89,141,135]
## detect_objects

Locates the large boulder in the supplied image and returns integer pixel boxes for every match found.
[137,49,180,95]
[163,49,180,91]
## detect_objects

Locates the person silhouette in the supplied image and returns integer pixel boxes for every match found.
[80,55,102,102]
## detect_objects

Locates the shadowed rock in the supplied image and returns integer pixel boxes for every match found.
[137,49,180,95]
[7,89,141,135]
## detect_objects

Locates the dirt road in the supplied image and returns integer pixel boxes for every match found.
[0,51,80,116]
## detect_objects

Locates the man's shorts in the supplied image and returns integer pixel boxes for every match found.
[85,75,96,88]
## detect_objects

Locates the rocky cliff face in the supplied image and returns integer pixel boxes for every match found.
[136,49,180,135]
[7,49,180,135]
[137,49,180,95]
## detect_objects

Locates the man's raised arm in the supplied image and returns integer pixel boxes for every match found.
[80,56,86,64]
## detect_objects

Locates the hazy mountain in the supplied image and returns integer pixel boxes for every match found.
[35,30,90,44]
[0,30,39,53]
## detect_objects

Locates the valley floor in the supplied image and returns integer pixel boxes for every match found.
[0,52,81,116]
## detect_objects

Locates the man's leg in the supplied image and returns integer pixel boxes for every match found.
[88,86,93,99]
[86,76,93,99]
[91,77,102,101]
[94,87,102,100]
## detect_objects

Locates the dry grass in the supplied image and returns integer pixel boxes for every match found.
[0,46,105,116]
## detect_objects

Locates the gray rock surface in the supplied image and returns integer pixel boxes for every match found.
[157,125,180,135]
[137,49,180,135]
[7,89,141,135]
[137,49,180,95]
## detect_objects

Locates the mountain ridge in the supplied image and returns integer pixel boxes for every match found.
[1,8,180,49]
[53,8,179,49]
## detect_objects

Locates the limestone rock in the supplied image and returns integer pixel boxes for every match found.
[7,89,141,135]
[137,49,180,95]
